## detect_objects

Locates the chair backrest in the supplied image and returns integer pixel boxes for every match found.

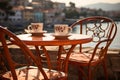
[0,26,48,80]
[70,16,117,52]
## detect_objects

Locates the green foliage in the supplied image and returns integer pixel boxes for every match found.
[69,2,75,8]
[64,9,79,19]
[63,2,79,19]
[79,12,87,17]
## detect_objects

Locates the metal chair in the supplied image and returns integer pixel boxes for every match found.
[0,26,67,80]
[61,16,117,80]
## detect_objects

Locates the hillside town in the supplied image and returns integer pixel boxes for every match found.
[0,0,120,33]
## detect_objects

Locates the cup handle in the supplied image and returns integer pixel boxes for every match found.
[27,25,32,30]
[69,27,72,33]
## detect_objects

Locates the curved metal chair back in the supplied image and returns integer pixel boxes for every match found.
[70,16,117,52]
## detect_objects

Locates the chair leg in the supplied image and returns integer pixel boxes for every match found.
[114,72,118,80]
[88,67,92,80]
[102,60,108,80]
[78,70,83,80]
[78,66,87,80]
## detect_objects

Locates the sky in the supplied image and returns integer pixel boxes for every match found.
[51,0,120,7]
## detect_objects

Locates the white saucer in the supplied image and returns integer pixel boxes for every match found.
[52,33,71,39]
[25,29,47,33]
[30,31,47,34]
[52,34,70,37]
[24,29,47,36]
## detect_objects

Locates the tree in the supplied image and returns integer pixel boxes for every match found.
[64,2,79,19]
[0,0,14,20]
[69,2,75,8]
[64,9,79,19]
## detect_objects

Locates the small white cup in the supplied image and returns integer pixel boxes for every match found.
[54,24,72,35]
[27,23,43,32]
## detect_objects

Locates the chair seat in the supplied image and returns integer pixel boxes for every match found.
[2,66,67,80]
[61,53,99,63]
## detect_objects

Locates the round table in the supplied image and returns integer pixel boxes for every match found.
[17,33,93,73]
[17,33,92,46]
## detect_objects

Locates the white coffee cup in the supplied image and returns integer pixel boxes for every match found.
[54,24,72,35]
[27,23,43,32]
